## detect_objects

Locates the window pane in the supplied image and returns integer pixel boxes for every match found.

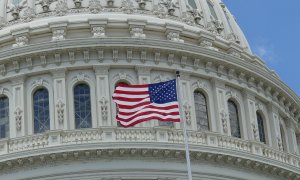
[0,96,9,138]
[228,100,241,138]
[257,112,266,143]
[207,0,218,20]
[33,89,50,133]
[194,91,209,131]
[74,84,92,128]
[188,0,197,9]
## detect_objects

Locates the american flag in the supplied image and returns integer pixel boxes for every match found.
[112,79,181,127]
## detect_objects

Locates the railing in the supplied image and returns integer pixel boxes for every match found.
[0,127,299,169]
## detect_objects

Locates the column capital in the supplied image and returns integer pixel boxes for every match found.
[51,68,67,78]
[93,65,110,75]
[10,75,25,85]
[135,65,151,75]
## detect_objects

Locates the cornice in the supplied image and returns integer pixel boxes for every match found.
[0,142,299,179]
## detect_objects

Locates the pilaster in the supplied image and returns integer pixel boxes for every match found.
[94,65,111,127]
[286,119,299,155]
[242,90,257,141]
[10,76,26,137]
[52,69,68,130]
[178,72,193,130]
[211,78,228,135]
[267,103,281,150]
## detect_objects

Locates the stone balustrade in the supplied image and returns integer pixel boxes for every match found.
[0,127,299,170]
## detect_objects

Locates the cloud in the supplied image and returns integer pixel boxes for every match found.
[253,39,278,64]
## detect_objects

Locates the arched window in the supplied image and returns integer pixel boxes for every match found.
[256,112,266,143]
[207,0,218,20]
[194,90,209,131]
[33,88,50,133]
[74,84,92,128]
[228,100,241,138]
[0,96,9,138]
[188,0,197,9]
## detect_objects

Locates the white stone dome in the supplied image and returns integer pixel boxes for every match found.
[0,0,299,179]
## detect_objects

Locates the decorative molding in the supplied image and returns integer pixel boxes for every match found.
[166,32,184,43]
[56,99,65,124]
[220,109,228,133]
[14,107,23,132]
[130,26,146,39]
[99,97,108,121]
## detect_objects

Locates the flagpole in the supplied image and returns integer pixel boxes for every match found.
[176,71,193,180]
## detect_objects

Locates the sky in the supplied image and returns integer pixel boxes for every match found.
[223,0,300,97]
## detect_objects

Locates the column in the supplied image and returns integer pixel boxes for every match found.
[10,76,26,137]
[267,103,281,150]
[135,66,151,128]
[52,69,68,130]
[286,119,299,154]
[211,79,228,135]
[94,65,111,127]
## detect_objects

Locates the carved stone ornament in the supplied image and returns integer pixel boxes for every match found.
[12,36,29,48]
[0,17,6,29]
[166,32,184,43]
[277,136,283,151]
[252,122,259,141]
[14,107,23,131]
[89,0,102,13]
[153,4,167,18]
[99,97,108,121]
[181,12,194,25]
[130,27,146,39]
[193,80,207,90]
[21,7,35,22]
[55,0,68,16]
[73,73,90,81]
[220,109,228,133]
[91,26,105,38]
[190,9,203,25]
[160,0,178,15]
[136,0,149,9]
[56,100,65,124]
[52,29,65,41]
[32,78,48,88]
[121,0,135,14]
[200,40,218,51]
[7,0,27,20]
[183,102,191,125]
[39,0,54,12]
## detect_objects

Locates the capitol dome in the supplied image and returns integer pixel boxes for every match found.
[0,0,299,179]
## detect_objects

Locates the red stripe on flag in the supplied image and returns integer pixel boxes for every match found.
[114,90,149,95]
[116,111,180,122]
[116,84,148,88]
[118,104,179,116]
[118,117,180,128]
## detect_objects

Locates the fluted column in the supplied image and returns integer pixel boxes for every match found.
[52,69,68,130]
[211,79,228,135]
[135,66,151,128]
[10,76,26,137]
[267,103,281,150]
[286,119,299,154]
[94,65,111,127]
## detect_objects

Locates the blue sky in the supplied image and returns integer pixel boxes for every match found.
[223,0,300,97]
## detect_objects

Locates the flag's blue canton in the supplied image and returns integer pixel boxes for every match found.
[149,79,177,104]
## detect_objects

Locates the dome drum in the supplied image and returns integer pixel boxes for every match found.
[0,0,299,179]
